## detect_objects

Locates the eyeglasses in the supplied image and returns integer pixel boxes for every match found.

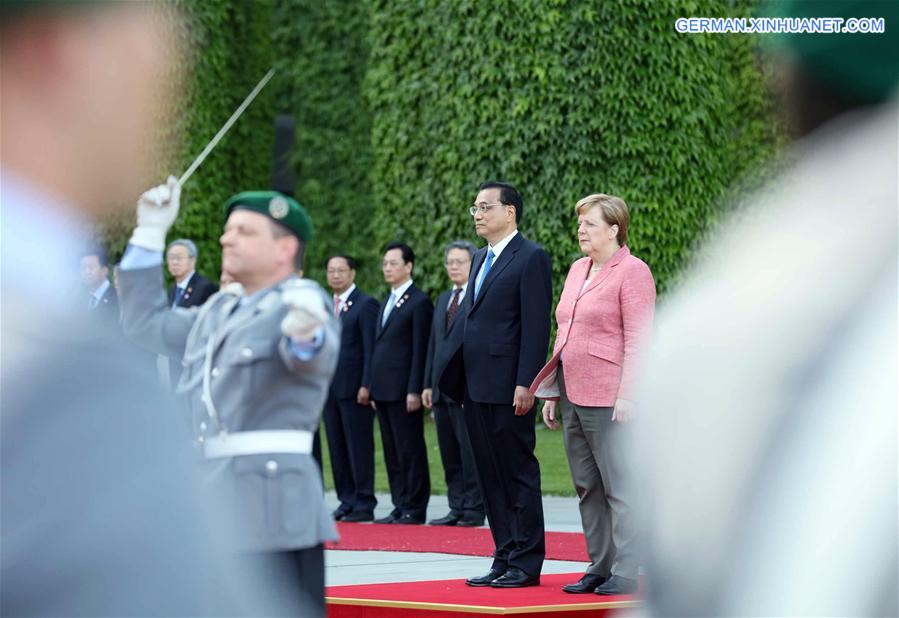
[167,256,191,262]
[445,259,470,267]
[469,203,506,216]
[326,268,350,275]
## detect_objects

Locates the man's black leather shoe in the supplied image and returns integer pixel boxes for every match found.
[465,568,507,587]
[428,513,461,526]
[341,511,374,523]
[456,517,485,527]
[373,514,397,524]
[393,514,425,525]
[490,567,540,588]
[594,575,638,595]
[332,507,351,521]
[562,573,607,594]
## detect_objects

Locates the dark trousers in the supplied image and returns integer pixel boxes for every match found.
[322,394,377,515]
[434,401,484,519]
[265,545,325,617]
[463,396,545,576]
[375,400,430,520]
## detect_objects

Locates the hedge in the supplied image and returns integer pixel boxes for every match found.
[363,0,782,299]
[101,0,781,301]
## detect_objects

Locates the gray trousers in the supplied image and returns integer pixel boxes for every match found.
[558,363,637,579]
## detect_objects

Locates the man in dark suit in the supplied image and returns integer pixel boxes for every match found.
[81,248,119,326]
[166,239,218,309]
[439,181,552,588]
[322,254,380,522]
[422,240,484,527]
[367,242,433,525]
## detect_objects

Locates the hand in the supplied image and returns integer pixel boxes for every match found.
[513,385,535,416]
[612,398,635,423]
[542,400,559,430]
[280,280,329,343]
[356,386,370,407]
[421,388,433,409]
[129,176,181,251]
[406,393,422,413]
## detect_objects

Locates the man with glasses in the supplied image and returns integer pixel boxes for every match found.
[322,254,380,522]
[439,181,552,588]
[367,242,433,525]
[422,240,485,527]
[166,239,218,309]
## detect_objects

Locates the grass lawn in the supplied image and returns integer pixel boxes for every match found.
[319,414,576,497]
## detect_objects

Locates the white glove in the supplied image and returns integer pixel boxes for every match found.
[280,280,329,342]
[129,175,181,251]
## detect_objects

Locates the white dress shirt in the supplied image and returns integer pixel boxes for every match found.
[474,229,518,289]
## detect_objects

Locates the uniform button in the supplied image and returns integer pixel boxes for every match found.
[211,367,220,378]
[568,318,572,324]
[241,347,252,358]
[199,422,207,431]
[265,460,279,475]
[197,435,205,444]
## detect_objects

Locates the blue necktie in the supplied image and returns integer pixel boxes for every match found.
[172,286,185,308]
[474,249,495,299]
[381,292,396,327]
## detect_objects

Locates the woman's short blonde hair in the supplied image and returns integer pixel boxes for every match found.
[575,193,629,246]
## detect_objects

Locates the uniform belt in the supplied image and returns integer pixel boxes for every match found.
[202,430,314,459]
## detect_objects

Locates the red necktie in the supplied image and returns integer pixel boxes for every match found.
[446,287,462,329]
[334,296,341,316]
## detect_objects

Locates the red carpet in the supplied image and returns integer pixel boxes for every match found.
[327,522,589,562]
[327,573,639,617]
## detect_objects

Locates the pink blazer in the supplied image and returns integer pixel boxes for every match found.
[530,246,655,407]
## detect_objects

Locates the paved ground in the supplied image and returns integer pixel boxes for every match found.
[324,492,588,586]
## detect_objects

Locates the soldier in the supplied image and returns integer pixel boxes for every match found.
[118,182,339,616]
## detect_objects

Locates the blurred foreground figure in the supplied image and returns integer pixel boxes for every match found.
[639,2,898,616]
[1,2,302,615]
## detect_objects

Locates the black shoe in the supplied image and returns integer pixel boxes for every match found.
[594,575,638,595]
[465,567,507,587]
[490,567,540,588]
[373,514,397,524]
[332,507,351,521]
[562,573,607,594]
[456,516,485,527]
[393,514,425,525]
[341,511,374,523]
[428,513,461,526]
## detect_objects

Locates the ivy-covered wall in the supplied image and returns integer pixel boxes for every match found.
[164,0,276,283]
[364,0,782,298]
[102,0,781,301]
[272,0,376,283]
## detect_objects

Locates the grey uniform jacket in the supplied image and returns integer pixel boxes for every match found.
[119,265,340,552]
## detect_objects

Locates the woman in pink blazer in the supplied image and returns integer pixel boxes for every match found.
[530,193,655,596]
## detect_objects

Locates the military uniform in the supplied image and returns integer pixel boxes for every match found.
[120,266,340,550]
[119,190,339,616]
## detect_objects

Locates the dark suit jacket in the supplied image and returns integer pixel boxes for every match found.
[423,287,466,405]
[367,283,433,402]
[329,287,379,400]
[438,233,552,405]
[167,273,218,309]
[89,282,120,328]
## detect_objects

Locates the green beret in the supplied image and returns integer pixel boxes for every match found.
[224,191,313,243]
[764,0,899,104]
